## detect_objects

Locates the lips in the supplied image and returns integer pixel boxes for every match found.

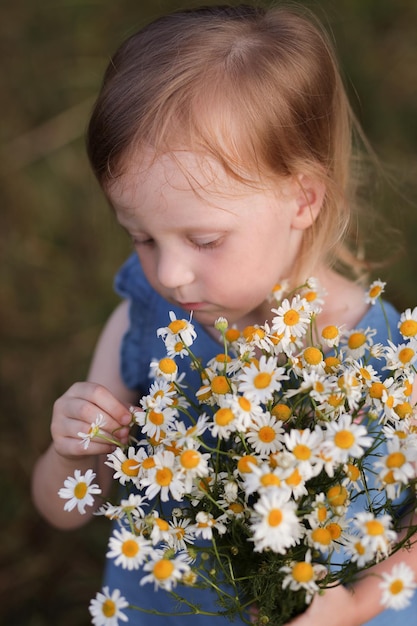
[178,302,206,311]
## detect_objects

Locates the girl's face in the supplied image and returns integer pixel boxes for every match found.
[108,151,308,329]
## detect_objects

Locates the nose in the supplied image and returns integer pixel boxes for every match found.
[157,249,195,289]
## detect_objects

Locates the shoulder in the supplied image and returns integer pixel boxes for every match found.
[87,301,136,404]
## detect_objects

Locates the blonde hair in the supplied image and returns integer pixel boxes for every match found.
[87,4,368,283]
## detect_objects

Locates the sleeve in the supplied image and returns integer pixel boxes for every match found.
[113,253,160,393]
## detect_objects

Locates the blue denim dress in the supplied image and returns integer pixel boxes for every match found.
[103,253,417,626]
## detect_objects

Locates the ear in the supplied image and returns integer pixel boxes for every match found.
[291,174,326,231]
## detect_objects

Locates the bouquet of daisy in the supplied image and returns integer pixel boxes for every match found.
[59,278,417,625]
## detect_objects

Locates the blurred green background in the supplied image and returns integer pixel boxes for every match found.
[1,1,416,624]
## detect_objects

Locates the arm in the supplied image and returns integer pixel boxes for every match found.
[287,517,417,626]
[31,300,138,530]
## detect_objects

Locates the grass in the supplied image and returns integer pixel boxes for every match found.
[1,1,417,624]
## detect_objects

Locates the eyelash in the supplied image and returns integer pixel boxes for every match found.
[133,238,221,250]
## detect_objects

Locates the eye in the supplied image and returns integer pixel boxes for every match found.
[190,236,223,250]
[132,237,154,247]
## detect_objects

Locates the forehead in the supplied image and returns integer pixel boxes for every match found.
[107,149,269,208]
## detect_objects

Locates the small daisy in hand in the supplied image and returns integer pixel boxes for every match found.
[89,586,129,626]
[58,469,101,514]
[380,562,417,610]
[78,413,106,449]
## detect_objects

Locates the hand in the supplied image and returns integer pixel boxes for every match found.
[50,382,133,460]
[286,585,359,626]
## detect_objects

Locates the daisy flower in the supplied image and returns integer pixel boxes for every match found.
[140,550,191,591]
[283,427,324,479]
[299,277,326,314]
[280,550,328,603]
[243,461,289,496]
[77,413,106,450]
[107,527,153,570]
[365,280,386,305]
[268,279,290,303]
[353,512,397,557]
[58,469,101,514]
[383,339,417,373]
[141,405,177,440]
[167,516,196,551]
[140,450,185,502]
[250,490,303,554]
[237,355,288,403]
[178,444,211,492]
[342,536,376,568]
[211,404,240,439]
[105,446,144,487]
[140,379,177,411]
[373,437,417,499]
[380,562,417,610]
[245,412,285,456]
[323,414,372,464]
[193,511,227,540]
[398,307,417,340]
[157,311,196,356]
[320,324,344,348]
[342,327,376,360]
[271,295,312,341]
[89,586,129,626]
[229,393,264,429]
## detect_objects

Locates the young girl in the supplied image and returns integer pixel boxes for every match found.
[32,4,417,625]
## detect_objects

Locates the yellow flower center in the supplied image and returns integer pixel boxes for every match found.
[142,456,155,470]
[254,372,272,389]
[369,382,386,399]
[327,522,342,540]
[168,319,188,334]
[260,473,281,488]
[229,502,245,514]
[324,356,341,373]
[304,290,317,303]
[395,402,413,419]
[153,559,175,580]
[149,410,164,426]
[346,463,360,481]
[122,539,139,558]
[283,309,300,326]
[121,458,140,477]
[238,396,252,412]
[159,357,177,375]
[237,455,258,473]
[215,353,231,363]
[386,451,406,468]
[180,449,200,470]
[348,332,366,350]
[74,482,87,500]
[303,347,323,365]
[214,407,235,426]
[258,425,276,443]
[390,580,404,595]
[293,443,311,461]
[354,541,366,555]
[369,285,383,299]
[102,599,116,618]
[155,517,170,531]
[400,319,417,337]
[243,326,266,341]
[327,485,348,507]
[365,520,385,536]
[399,347,415,364]
[322,325,339,340]
[311,527,332,545]
[327,393,344,408]
[292,562,314,583]
[211,375,230,394]
[317,505,327,523]
[155,467,173,486]
[286,468,302,487]
[225,328,240,342]
[174,341,184,353]
[334,429,355,449]
[268,508,283,527]
[271,403,292,421]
